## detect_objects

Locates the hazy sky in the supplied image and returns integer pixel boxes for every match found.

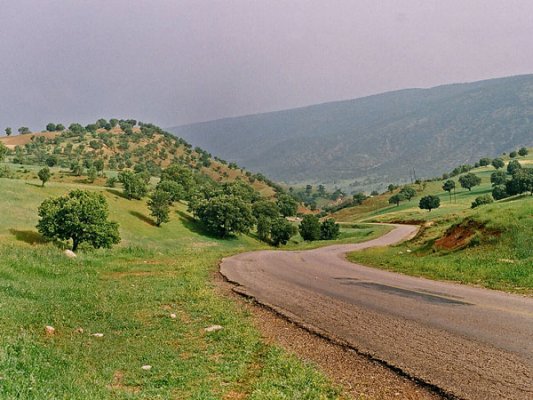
[1,0,533,131]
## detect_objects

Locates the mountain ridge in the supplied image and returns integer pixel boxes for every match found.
[169,74,533,187]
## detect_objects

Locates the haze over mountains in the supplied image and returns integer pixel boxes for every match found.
[170,75,533,188]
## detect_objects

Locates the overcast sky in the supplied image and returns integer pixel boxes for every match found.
[1,0,533,131]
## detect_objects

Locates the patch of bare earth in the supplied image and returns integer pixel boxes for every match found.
[214,272,441,400]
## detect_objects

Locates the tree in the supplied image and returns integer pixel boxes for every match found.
[38,167,51,187]
[276,193,298,217]
[45,155,58,167]
[94,159,105,176]
[320,218,340,240]
[388,193,404,206]
[471,195,494,209]
[299,215,321,241]
[479,157,492,167]
[442,179,456,202]
[352,192,367,205]
[518,147,529,157]
[0,142,7,162]
[252,200,280,219]
[148,190,171,227]
[18,127,31,135]
[419,195,440,212]
[387,184,397,193]
[46,123,57,132]
[156,180,185,203]
[399,186,417,200]
[56,124,65,131]
[507,160,522,175]
[160,164,194,199]
[37,190,120,251]
[118,171,148,200]
[270,217,295,246]
[459,173,481,191]
[5,127,11,136]
[490,171,507,186]
[192,194,254,237]
[491,185,508,200]
[506,169,533,196]
[509,151,517,158]
[491,158,505,169]
[87,167,97,183]
[256,215,272,242]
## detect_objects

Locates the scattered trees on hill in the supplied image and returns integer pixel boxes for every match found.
[491,158,505,169]
[459,173,481,191]
[419,195,440,212]
[37,190,120,251]
[38,167,51,187]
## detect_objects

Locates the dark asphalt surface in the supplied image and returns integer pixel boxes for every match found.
[220,224,533,400]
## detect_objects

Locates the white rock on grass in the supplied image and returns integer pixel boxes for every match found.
[91,333,104,338]
[141,365,152,371]
[204,325,223,333]
[170,313,177,319]
[45,325,55,335]
[64,250,77,258]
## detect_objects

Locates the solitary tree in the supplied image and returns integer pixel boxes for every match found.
[118,171,148,200]
[18,127,31,135]
[509,151,517,158]
[491,158,505,169]
[5,127,11,136]
[46,123,57,132]
[459,173,482,191]
[37,190,120,251]
[388,193,404,206]
[38,167,51,187]
[442,179,456,202]
[299,214,321,241]
[419,195,440,212]
[148,190,171,227]
[518,147,529,157]
[352,192,367,205]
[56,124,65,131]
[156,180,185,203]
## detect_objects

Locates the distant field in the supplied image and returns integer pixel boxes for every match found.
[0,175,386,399]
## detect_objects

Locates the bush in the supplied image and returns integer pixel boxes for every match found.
[471,195,494,208]
[299,215,321,241]
[491,186,508,200]
[419,195,440,212]
[518,147,529,157]
[270,218,295,246]
[37,190,120,251]
[320,219,340,240]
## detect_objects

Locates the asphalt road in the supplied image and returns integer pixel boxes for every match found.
[220,224,533,400]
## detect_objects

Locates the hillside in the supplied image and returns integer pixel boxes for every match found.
[0,121,276,197]
[170,74,533,189]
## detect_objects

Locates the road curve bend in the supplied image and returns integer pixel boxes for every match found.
[220,224,533,400]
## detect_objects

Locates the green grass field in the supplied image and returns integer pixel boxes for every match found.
[0,174,389,399]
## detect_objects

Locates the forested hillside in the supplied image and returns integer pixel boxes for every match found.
[170,75,533,187]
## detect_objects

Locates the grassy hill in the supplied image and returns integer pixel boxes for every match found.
[170,74,533,190]
[333,151,533,294]
[0,122,276,198]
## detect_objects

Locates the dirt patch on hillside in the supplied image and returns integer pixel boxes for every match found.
[435,220,499,250]
[0,132,58,149]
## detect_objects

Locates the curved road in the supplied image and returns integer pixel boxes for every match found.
[220,224,533,400]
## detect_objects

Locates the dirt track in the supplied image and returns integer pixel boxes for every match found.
[220,225,533,400]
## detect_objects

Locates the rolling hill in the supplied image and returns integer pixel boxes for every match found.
[169,74,533,188]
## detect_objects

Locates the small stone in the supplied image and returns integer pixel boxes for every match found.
[406,249,412,253]
[170,313,177,319]
[204,325,223,333]
[64,250,77,258]
[141,365,152,371]
[92,333,104,338]
[45,325,55,335]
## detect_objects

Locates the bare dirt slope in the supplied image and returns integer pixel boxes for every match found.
[221,225,533,400]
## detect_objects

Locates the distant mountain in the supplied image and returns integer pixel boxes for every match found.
[169,75,533,186]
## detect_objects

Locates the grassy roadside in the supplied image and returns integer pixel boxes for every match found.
[347,196,533,294]
[1,176,381,399]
